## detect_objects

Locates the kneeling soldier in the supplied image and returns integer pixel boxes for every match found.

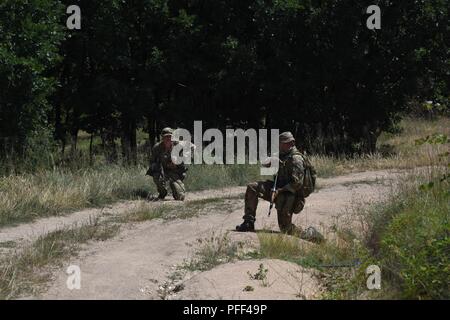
[147,127,187,201]
[235,131,323,243]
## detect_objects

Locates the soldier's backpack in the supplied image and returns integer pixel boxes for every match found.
[299,152,316,198]
[289,151,317,214]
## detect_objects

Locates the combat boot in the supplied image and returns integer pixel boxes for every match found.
[236,220,255,232]
[149,193,166,201]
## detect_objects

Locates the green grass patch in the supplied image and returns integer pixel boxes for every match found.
[366,177,449,299]
[324,171,449,299]
[257,232,362,270]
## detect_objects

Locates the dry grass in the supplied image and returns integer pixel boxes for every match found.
[182,232,245,272]
[0,166,152,227]
[312,116,449,177]
[0,165,255,227]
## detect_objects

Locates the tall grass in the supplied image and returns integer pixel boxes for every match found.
[361,170,449,299]
[0,166,151,227]
[0,164,260,227]
[185,164,261,190]
[312,116,449,177]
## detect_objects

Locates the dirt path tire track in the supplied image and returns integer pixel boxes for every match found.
[33,169,405,300]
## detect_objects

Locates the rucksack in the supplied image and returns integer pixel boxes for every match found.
[299,153,316,198]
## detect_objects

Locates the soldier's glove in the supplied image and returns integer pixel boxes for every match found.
[262,156,280,168]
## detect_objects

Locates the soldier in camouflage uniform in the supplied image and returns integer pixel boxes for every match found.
[148,127,187,201]
[236,132,324,243]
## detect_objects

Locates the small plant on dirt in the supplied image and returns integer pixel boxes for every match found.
[243,285,254,292]
[248,263,269,287]
[182,232,245,272]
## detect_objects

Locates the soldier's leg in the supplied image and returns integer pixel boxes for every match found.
[243,180,273,222]
[170,179,186,201]
[153,176,168,199]
[276,192,302,236]
[237,180,272,232]
[276,193,324,243]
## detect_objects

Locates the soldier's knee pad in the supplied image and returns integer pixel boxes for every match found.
[171,181,185,199]
[173,180,185,191]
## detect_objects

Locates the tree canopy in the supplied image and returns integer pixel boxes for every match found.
[1,0,448,166]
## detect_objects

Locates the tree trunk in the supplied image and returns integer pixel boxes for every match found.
[101,127,118,163]
[89,133,94,165]
[148,117,157,147]
[129,119,137,165]
[70,127,78,155]
[362,124,378,154]
[120,116,137,166]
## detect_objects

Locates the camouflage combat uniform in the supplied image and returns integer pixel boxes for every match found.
[243,146,305,235]
[150,140,187,201]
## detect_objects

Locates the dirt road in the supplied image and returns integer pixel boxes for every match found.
[8,169,404,300]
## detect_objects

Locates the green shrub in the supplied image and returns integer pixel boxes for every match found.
[376,179,449,299]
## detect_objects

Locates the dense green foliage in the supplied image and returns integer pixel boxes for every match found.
[0,0,64,162]
[1,0,449,171]
[357,173,450,300]
[378,182,449,299]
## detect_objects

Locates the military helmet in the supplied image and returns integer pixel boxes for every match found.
[279,131,295,144]
[161,127,173,137]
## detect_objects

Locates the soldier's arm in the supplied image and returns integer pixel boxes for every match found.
[281,155,305,193]
[150,145,159,166]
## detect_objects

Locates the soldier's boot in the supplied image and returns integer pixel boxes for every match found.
[157,187,168,200]
[153,176,168,200]
[236,181,266,232]
[299,226,325,244]
[236,220,255,232]
[157,192,167,200]
[149,191,167,201]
